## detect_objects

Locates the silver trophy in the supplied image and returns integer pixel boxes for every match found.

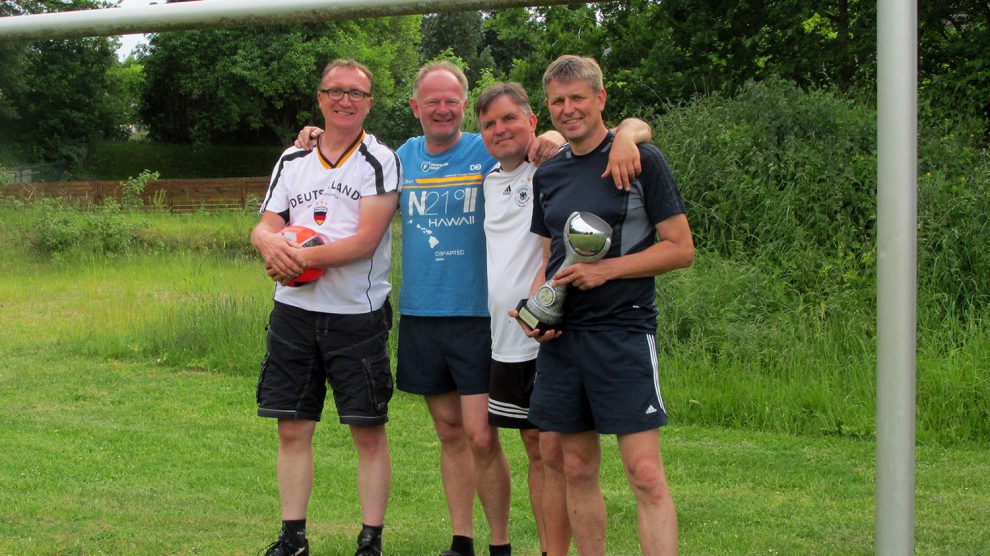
[516,211,612,332]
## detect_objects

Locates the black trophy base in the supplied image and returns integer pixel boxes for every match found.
[516,298,562,334]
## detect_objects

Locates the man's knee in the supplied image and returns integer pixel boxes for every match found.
[466,424,500,459]
[278,420,315,446]
[432,414,467,446]
[562,450,600,484]
[625,458,669,502]
[351,424,388,455]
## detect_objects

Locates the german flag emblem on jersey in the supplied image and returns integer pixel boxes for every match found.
[314,205,328,225]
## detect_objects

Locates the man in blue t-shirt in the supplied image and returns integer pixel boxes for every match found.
[516,55,695,556]
[393,62,510,556]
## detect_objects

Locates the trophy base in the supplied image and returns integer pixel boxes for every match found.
[516,299,562,334]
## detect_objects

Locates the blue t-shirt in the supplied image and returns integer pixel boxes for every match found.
[532,132,686,332]
[397,133,497,316]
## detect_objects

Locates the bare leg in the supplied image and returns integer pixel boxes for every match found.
[461,393,511,545]
[520,428,547,552]
[426,392,475,537]
[349,424,391,526]
[540,431,572,556]
[559,431,605,556]
[617,429,677,556]
[276,419,317,519]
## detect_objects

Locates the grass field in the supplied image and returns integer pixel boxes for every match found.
[3,351,988,555]
[1,207,988,554]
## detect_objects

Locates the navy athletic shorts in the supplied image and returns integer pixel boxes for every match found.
[256,300,393,425]
[529,328,669,434]
[488,359,538,429]
[395,316,492,396]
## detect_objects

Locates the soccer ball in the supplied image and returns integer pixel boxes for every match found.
[280,225,325,287]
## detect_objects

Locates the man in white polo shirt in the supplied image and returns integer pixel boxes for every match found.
[251,58,400,556]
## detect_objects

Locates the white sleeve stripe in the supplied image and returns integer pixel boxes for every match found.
[260,149,308,213]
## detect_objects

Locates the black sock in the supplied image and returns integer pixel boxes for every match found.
[451,535,475,556]
[489,543,511,556]
[282,519,307,547]
[359,523,384,550]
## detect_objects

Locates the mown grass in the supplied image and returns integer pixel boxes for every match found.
[2,351,988,555]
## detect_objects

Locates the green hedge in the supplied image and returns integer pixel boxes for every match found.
[79,141,286,179]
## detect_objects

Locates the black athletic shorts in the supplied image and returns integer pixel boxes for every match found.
[488,359,537,429]
[529,328,669,434]
[395,316,491,396]
[256,300,393,425]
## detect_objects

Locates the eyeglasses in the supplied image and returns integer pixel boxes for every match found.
[318,88,372,102]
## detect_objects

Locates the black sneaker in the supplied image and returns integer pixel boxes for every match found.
[355,526,383,556]
[260,534,309,556]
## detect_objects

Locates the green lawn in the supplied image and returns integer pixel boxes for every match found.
[2,353,988,554]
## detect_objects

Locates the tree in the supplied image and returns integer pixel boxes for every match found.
[420,11,495,86]
[918,2,990,134]
[105,56,144,138]
[0,0,119,166]
[139,17,422,147]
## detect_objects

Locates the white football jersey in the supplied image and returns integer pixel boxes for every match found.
[260,131,401,314]
[484,161,542,362]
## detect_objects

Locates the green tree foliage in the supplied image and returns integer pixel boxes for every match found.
[138,17,421,147]
[918,2,990,134]
[420,11,495,86]
[105,57,145,137]
[486,1,878,121]
[481,9,540,78]
[0,0,119,166]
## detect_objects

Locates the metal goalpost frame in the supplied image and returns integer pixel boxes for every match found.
[0,0,921,552]
[0,0,570,40]
[875,0,918,554]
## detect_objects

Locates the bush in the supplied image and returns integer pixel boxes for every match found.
[656,77,877,304]
[657,76,990,321]
[120,169,161,210]
[30,198,136,258]
[917,114,990,322]
[79,141,284,179]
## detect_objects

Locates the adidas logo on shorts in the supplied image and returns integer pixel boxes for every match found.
[645,405,659,415]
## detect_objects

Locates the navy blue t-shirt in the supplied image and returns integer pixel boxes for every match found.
[531,132,686,332]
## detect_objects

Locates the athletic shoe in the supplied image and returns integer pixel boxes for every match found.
[354,526,383,556]
[260,534,309,556]
[439,552,464,556]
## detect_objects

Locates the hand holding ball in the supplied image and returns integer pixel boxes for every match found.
[279,225,325,287]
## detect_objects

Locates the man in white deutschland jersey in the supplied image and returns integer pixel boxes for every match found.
[475,82,652,556]
[251,59,400,556]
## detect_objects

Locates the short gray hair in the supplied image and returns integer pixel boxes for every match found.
[412,61,469,100]
[542,55,604,95]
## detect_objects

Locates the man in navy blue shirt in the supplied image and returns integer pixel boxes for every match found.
[516,55,695,556]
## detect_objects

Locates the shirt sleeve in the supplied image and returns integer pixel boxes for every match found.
[260,146,305,219]
[530,172,551,238]
[639,144,686,225]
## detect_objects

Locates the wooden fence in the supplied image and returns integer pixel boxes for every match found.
[2,176,270,212]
